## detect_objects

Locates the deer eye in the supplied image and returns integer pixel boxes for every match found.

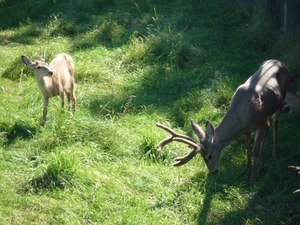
[207,154,212,160]
[36,66,41,69]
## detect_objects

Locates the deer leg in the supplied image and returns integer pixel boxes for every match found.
[70,84,76,113]
[272,108,282,156]
[258,120,270,163]
[66,92,71,111]
[60,92,65,113]
[70,93,76,114]
[250,124,268,183]
[244,134,252,169]
[42,97,49,126]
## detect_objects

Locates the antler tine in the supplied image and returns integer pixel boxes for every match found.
[155,123,196,152]
[156,136,173,152]
[156,123,203,166]
[172,137,200,150]
[155,123,195,141]
[289,166,300,174]
[155,123,177,136]
[172,137,202,166]
[173,148,201,166]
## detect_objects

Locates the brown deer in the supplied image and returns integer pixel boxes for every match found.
[21,53,76,125]
[156,59,298,183]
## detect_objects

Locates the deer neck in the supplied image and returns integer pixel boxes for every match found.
[213,109,248,149]
[34,72,57,97]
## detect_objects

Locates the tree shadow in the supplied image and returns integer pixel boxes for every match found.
[0,0,166,51]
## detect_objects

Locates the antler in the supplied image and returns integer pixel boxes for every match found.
[155,123,202,166]
[289,166,300,193]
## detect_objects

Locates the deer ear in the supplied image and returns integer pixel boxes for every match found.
[191,120,205,142]
[39,53,45,61]
[21,56,32,66]
[205,120,215,141]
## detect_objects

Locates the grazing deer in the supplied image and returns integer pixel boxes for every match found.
[156,59,294,183]
[21,53,76,125]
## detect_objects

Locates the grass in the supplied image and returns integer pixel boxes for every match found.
[1,0,300,224]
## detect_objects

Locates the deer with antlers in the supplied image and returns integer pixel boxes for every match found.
[156,59,300,182]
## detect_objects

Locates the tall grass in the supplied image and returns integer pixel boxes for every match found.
[0,0,300,224]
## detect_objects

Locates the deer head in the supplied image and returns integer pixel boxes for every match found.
[21,54,53,77]
[156,120,222,174]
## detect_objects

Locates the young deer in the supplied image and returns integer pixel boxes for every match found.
[156,59,294,183]
[21,53,76,125]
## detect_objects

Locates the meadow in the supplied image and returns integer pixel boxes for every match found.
[0,0,300,224]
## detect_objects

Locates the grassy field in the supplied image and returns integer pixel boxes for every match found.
[1,0,300,224]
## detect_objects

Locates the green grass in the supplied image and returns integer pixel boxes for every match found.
[1,0,300,224]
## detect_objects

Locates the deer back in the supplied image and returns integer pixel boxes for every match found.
[216,60,288,138]
[22,53,75,98]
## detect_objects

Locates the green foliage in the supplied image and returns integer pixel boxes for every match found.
[1,0,300,224]
[22,150,79,193]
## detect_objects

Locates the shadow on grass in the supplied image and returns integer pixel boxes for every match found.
[21,169,74,194]
[20,154,77,194]
[193,133,300,224]
[84,65,209,127]
[193,164,249,224]
[2,121,36,146]
[195,174,214,225]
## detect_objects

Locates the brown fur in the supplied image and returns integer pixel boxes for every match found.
[21,53,76,125]
[157,60,297,183]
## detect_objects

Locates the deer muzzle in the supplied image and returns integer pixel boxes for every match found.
[211,168,219,174]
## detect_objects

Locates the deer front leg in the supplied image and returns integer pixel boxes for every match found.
[250,124,269,183]
[258,119,270,163]
[272,108,282,156]
[60,92,65,113]
[42,97,49,126]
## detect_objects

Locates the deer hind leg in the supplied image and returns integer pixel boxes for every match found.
[71,92,76,113]
[66,92,71,111]
[258,119,270,163]
[250,124,269,183]
[69,82,76,113]
[245,134,252,169]
[71,91,76,114]
[271,107,282,156]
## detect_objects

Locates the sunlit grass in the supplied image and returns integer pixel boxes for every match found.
[0,0,300,224]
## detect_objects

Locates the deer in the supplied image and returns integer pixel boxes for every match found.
[156,59,296,183]
[21,53,76,126]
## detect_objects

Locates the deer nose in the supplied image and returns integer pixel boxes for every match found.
[211,168,219,174]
